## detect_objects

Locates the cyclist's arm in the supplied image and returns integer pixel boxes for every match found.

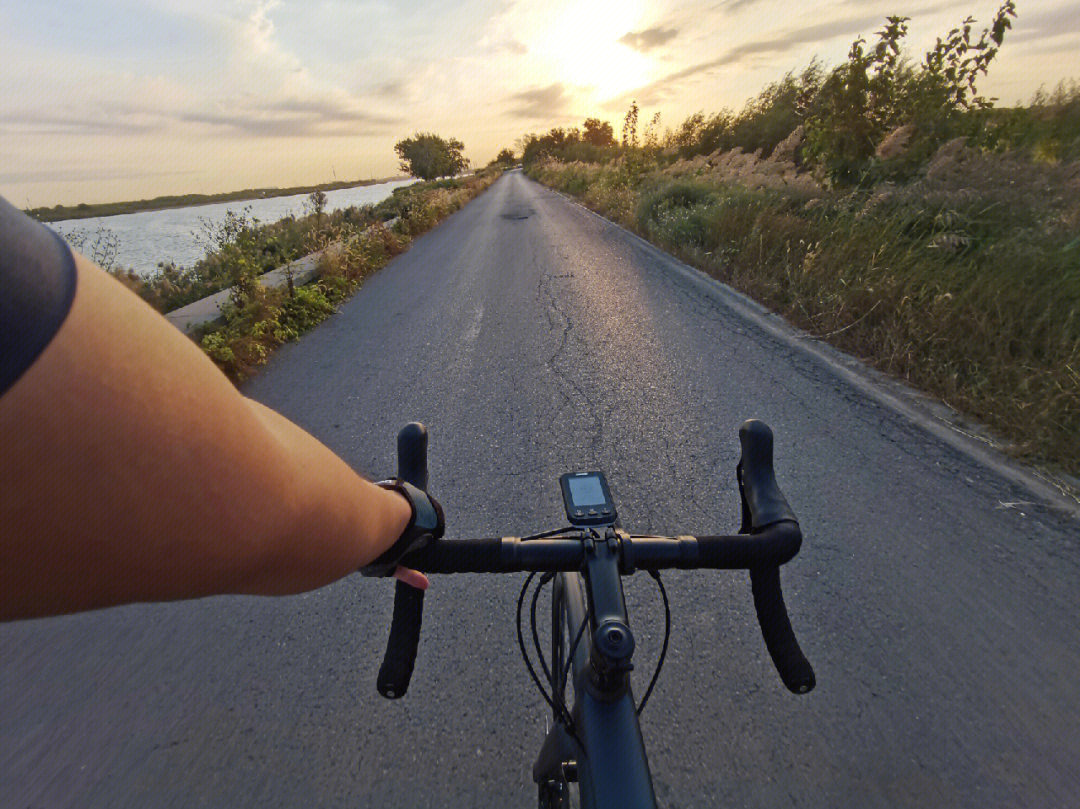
[0,250,413,621]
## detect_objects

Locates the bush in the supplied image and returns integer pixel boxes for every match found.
[634,181,720,248]
[803,4,1017,183]
[636,181,717,226]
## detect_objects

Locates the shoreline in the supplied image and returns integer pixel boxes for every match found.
[25,176,410,222]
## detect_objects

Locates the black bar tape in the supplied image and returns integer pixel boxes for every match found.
[749,566,815,694]
[404,538,505,573]
[377,581,425,699]
[696,522,801,569]
[376,422,429,700]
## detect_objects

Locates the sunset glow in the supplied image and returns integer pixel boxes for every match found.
[530,0,654,101]
[2,0,1077,207]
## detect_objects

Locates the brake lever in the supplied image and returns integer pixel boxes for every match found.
[738,420,815,695]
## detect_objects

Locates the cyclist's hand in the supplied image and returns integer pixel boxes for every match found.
[361,480,444,581]
[392,567,430,590]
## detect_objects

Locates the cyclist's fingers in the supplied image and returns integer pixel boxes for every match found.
[392,566,429,590]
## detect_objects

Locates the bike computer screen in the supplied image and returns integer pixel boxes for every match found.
[559,471,617,526]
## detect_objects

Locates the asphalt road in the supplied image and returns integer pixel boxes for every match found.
[3,171,1078,808]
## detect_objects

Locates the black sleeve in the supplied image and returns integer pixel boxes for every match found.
[0,195,78,396]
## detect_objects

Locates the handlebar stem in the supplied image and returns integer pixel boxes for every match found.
[583,528,636,696]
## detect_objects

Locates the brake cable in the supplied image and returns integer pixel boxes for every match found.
[521,526,576,541]
[517,545,671,732]
[517,572,586,750]
[531,572,556,688]
[635,570,671,717]
[517,572,559,717]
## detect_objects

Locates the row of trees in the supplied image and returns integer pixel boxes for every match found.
[391,120,617,180]
[516,118,618,166]
[392,3,1019,185]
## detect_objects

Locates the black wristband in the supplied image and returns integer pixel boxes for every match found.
[360,480,443,576]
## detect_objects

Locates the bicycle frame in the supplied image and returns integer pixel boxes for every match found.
[532,531,658,809]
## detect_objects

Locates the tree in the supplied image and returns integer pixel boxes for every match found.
[492,148,516,165]
[394,133,468,180]
[802,2,1016,182]
[622,100,639,148]
[672,112,705,150]
[582,118,615,147]
[519,127,574,165]
[643,112,662,149]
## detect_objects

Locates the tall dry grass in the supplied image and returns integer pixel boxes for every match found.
[530,144,1080,477]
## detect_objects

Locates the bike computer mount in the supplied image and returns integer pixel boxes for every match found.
[559,471,617,526]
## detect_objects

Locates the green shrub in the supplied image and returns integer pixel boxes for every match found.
[637,180,714,215]
[803,4,1017,183]
[279,285,337,335]
[636,181,718,236]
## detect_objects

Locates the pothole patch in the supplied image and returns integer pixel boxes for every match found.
[501,206,534,220]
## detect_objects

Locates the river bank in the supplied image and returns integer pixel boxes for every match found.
[48,179,415,276]
[25,176,408,222]
[192,171,502,381]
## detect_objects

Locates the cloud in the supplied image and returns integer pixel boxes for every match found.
[619,26,679,52]
[508,83,572,119]
[604,11,886,109]
[710,0,762,10]
[181,99,402,137]
[133,3,406,137]
[1,87,402,140]
[1008,3,1080,45]
[0,111,161,136]
[374,80,407,98]
[0,63,197,138]
[266,98,397,122]
[0,167,196,185]
[479,37,529,55]
[721,13,885,61]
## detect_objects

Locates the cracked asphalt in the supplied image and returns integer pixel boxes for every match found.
[3,171,1078,808]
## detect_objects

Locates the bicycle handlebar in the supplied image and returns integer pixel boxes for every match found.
[375,423,427,699]
[374,420,815,699]
[392,524,800,573]
[737,420,816,694]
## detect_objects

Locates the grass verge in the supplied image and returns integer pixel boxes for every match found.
[196,171,500,382]
[529,156,1080,481]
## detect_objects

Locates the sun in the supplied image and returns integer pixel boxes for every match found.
[530,0,654,102]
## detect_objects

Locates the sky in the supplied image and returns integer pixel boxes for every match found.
[2,0,1077,207]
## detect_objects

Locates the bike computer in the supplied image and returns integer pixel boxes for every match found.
[559,471,617,526]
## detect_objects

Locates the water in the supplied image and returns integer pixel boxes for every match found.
[47,178,415,276]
